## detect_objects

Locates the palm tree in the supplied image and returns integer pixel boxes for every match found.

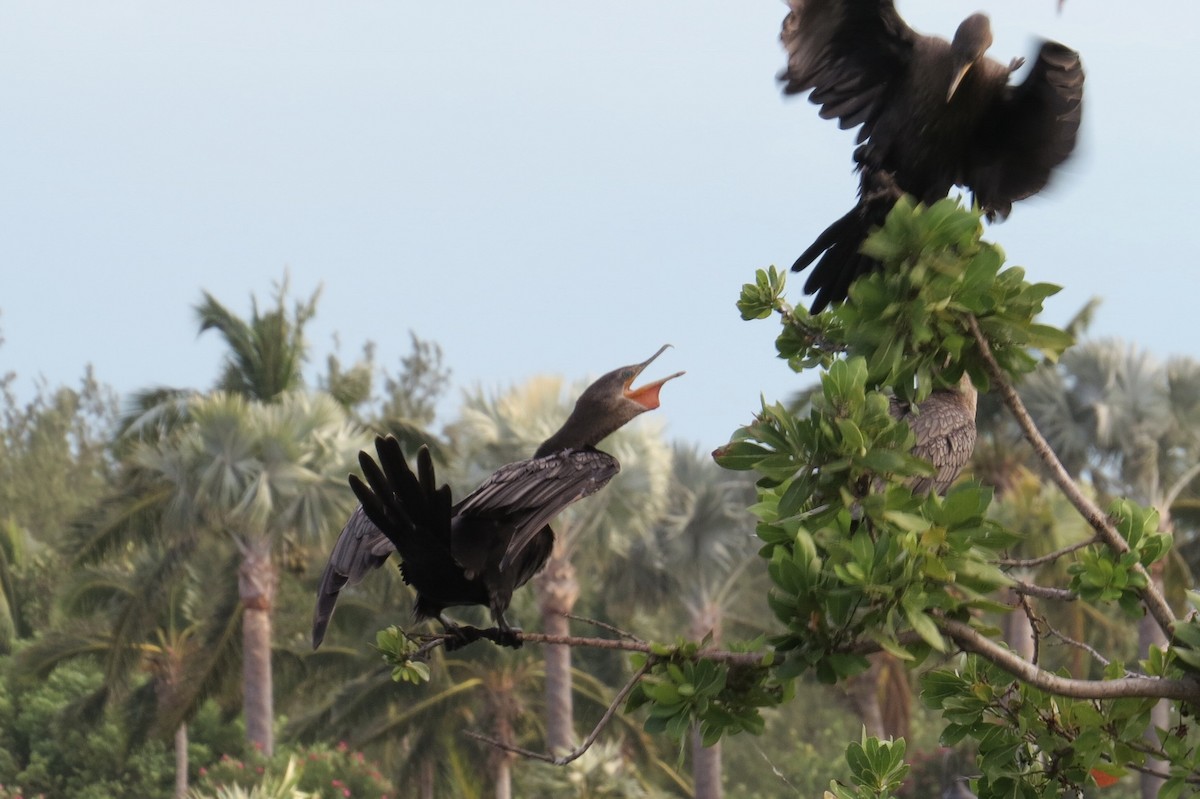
[194,276,317,403]
[450,375,673,754]
[78,278,371,755]
[75,391,367,755]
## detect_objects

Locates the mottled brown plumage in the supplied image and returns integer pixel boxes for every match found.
[311,346,683,649]
[780,1,1084,311]
[889,374,978,495]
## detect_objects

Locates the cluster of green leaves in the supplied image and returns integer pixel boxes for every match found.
[920,654,1185,798]
[625,640,785,747]
[1068,500,1169,616]
[0,656,177,798]
[724,197,1161,798]
[716,358,1015,678]
[736,198,1073,402]
[374,625,431,684]
[824,731,910,799]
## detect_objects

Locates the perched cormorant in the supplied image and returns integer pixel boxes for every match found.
[311,346,683,649]
[780,1,1084,311]
[890,373,978,495]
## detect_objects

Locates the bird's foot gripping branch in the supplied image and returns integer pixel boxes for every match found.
[721,198,1200,798]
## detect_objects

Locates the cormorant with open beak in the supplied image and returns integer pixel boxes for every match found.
[311,345,684,649]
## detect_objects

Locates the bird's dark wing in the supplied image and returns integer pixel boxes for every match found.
[311,506,395,649]
[890,391,977,496]
[453,449,620,574]
[965,41,1084,218]
[779,0,916,137]
[349,438,456,594]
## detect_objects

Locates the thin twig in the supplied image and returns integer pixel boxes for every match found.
[1041,623,1120,672]
[565,613,645,643]
[1011,580,1076,602]
[996,537,1097,568]
[966,314,1176,636]
[466,661,653,766]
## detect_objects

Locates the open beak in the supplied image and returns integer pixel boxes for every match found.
[947,62,972,101]
[623,344,685,410]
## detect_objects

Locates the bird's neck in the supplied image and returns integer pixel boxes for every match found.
[534,407,622,458]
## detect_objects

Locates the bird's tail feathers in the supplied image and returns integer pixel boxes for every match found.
[791,171,902,312]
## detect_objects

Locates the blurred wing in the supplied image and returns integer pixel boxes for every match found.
[967,41,1084,217]
[454,449,620,573]
[311,506,395,649]
[779,0,915,136]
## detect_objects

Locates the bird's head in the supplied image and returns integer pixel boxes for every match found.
[550,345,684,452]
[947,13,993,101]
[581,343,684,416]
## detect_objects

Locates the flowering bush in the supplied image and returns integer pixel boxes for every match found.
[192,742,392,799]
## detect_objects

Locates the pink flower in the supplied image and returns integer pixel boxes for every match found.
[343,791,350,798]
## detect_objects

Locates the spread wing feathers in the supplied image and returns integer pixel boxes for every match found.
[890,391,978,496]
[452,448,620,573]
[779,0,914,135]
[350,438,455,589]
[967,41,1084,219]
[311,506,395,649]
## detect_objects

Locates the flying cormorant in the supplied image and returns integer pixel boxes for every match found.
[780,1,1084,311]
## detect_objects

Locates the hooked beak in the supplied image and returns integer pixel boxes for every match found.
[947,62,972,101]
[623,344,685,410]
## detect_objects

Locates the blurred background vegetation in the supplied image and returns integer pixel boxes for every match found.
[1,273,1196,799]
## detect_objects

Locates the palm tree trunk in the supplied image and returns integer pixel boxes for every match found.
[239,537,278,755]
[690,602,723,799]
[842,656,886,740]
[691,726,722,799]
[494,760,512,799]
[418,756,435,799]
[490,685,516,799]
[536,547,579,753]
[1004,588,1036,662]
[174,723,189,799]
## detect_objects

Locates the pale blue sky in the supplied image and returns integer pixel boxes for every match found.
[2,2,1196,446]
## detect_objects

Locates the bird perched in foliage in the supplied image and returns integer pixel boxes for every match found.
[890,373,978,495]
[780,1,1084,311]
[311,346,683,650]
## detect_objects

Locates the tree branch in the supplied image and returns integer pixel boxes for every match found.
[996,537,1097,569]
[1011,580,1076,602]
[938,617,1200,702]
[414,627,767,666]
[564,613,645,643]
[966,314,1177,636]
